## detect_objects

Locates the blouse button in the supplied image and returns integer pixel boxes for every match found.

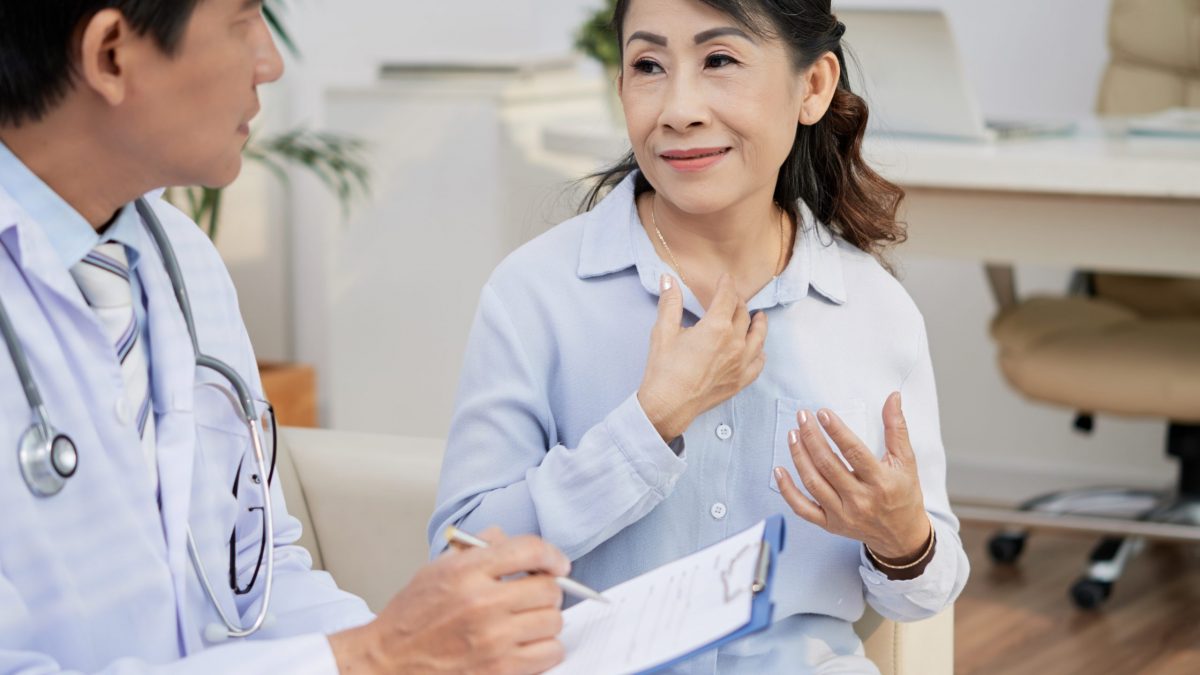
[710,502,728,520]
[715,424,733,441]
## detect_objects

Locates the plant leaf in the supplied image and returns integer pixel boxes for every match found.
[263,0,299,58]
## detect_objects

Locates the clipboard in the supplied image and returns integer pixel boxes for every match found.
[639,514,786,674]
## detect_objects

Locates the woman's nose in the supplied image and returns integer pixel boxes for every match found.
[658,74,710,132]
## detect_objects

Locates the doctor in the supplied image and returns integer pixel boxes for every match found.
[0,1,568,673]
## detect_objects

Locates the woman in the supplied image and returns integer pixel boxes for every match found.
[429,0,969,671]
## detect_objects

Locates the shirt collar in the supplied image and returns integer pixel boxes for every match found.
[576,173,847,307]
[0,139,143,272]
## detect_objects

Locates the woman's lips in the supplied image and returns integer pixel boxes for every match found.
[660,147,731,172]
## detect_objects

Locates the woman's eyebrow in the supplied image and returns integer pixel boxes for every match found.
[694,26,755,44]
[627,31,668,47]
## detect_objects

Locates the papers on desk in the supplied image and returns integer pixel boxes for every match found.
[1126,108,1200,138]
[549,517,783,675]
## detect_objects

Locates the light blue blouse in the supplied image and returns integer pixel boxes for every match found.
[430,175,969,673]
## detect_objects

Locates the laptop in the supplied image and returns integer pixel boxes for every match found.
[838,8,1076,141]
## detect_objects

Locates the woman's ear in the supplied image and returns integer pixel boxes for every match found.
[77,9,135,107]
[798,51,841,125]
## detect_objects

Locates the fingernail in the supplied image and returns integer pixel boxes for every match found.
[660,274,673,292]
[896,391,903,411]
[788,429,799,445]
[818,410,831,426]
[798,410,809,425]
[774,467,786,483]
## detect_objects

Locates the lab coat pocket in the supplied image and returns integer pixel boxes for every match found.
[769,397,871,496]
[191,376,267,507]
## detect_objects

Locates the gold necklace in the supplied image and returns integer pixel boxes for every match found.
[650,193,788,288]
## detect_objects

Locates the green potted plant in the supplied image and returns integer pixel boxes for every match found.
[574,0,623,125]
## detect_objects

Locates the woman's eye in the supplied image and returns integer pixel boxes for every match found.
[631,59,663,75]
[705,54,739,68]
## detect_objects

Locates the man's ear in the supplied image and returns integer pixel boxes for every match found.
[798,51,841,125]
[77,9,135,107]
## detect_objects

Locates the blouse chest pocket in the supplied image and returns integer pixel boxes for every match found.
[768,397,876,495]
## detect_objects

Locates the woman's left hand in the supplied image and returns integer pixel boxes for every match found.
[773,392,930,561]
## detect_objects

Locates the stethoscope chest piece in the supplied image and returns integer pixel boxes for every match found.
[18,423,78,497]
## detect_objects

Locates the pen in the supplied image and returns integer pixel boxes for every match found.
[444,525,609,604]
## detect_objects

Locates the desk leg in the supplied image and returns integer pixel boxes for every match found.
[984,264,1017,311]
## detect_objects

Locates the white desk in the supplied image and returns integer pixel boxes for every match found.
[544,119,1200,279]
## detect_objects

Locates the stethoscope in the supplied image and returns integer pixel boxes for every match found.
[0,198,276,641]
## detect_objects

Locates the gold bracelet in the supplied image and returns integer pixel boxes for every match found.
[866,518,936,571]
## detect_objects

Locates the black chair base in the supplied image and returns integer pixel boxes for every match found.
[986,423,1200,609]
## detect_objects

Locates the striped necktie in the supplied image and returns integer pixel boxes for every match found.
[70,242,158,488]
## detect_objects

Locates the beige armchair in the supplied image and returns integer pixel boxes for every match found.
[275,427,953,675]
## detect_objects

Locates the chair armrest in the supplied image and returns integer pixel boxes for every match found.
[278,427,445,612]
[855,606,954,675]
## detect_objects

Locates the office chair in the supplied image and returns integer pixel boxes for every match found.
[984,0,1200,610]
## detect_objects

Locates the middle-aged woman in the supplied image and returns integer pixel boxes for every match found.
[429,0,969,671]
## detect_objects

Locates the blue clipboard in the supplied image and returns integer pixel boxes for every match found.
[639,514,787,674]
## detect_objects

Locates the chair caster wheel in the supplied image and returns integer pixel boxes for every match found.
[1070,577,1113,610]
[987,532,1026,564]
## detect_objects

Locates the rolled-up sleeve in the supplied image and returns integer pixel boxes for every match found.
[860,321,970,621]
[428,284,687,561]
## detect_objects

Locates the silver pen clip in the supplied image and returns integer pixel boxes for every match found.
[751,540,771,593]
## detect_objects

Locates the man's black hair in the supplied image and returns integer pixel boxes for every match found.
[0,1,205,127]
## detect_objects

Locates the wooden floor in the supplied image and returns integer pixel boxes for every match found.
[955,523,1200,675]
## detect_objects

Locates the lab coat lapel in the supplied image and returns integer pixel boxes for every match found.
[0,196,115,355]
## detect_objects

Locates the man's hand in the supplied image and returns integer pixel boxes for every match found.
[329,530,570,674]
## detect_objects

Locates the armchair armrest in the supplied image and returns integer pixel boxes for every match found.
[856,606,954,675]
[278,427,443,611]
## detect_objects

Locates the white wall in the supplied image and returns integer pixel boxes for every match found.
[223,0,1175,505]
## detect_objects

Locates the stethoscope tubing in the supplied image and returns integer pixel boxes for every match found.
[0,267,46,416]
[187,414,275,639]
[137,197,276,640]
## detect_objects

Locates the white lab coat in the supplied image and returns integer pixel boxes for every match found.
[0,186,373,673]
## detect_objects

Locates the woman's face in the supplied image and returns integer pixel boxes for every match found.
[619,0,806,216]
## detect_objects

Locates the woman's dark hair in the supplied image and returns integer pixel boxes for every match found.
[583,0,906,262]
[0,1,204,127]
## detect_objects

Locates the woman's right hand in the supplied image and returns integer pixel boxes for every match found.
[637,273,768,442]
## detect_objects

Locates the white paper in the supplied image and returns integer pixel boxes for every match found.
[548,521,767,675]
